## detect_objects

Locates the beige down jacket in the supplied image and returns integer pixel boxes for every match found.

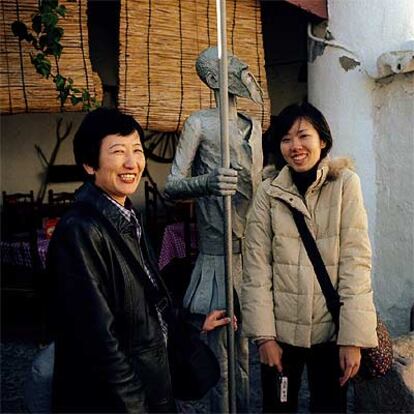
[242,158,378,348]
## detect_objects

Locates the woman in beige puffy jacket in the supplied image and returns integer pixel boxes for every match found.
[242,102,378,413]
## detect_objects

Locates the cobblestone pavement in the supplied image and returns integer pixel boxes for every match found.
[1,341,353,413]
[177,344,311,413]
[1,341,37,413]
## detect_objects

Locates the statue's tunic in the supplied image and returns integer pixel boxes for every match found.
[165,108,263,314]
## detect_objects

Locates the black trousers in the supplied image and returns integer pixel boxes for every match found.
[261,342,348,413]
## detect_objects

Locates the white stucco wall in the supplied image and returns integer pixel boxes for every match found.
[1,113,84,199]
[309,0,414,335]
[328,0,414,78]
[308,48,377,241]
[374,74,414,334]
[0,113,171,209]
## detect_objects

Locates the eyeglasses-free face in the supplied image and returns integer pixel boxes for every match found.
[84,130,146,205]
[280,118,326,173]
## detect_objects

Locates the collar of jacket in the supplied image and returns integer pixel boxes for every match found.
[238,112,259,144]
[73,181,164,287]
[265,158,331,219]
[74,181,137,237]
[228,111,259,158]
[233,111,262,197]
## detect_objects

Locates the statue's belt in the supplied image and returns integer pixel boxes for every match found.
[199,238,243,256]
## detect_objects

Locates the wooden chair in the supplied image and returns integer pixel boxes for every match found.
[1,191,47,341]
[1,232,48,342]
[2,190,34,205]
[46,189,75,218]
[48,189,75,205]
[1,191,37,239]
[144,180,161,251]
[144,180,158,228]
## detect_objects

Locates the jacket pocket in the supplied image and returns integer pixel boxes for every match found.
[131,344,173,406]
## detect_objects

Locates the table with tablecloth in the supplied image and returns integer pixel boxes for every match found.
[1,237,49,269]
[158,222,197,270]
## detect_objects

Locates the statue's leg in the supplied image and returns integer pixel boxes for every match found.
[236,327,250,413]
[234,255,250,412]
[207,315,250,413]
[207,326,229,413]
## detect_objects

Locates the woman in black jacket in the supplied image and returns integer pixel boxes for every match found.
[47,108,176,413]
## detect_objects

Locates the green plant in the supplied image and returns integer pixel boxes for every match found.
[11,0,99,111]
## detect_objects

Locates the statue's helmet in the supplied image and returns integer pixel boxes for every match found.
[195,47,264,105]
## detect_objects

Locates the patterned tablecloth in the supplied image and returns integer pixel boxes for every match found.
[1,238,49,268]
[3,224,195,271]
[158,222,197,270]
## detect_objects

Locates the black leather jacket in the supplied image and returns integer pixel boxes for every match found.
[46,182,175,413]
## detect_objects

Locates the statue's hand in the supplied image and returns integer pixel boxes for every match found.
[207,168,238,196]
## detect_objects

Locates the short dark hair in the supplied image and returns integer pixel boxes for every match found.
[270,102,333,169]
[73,107,145,170]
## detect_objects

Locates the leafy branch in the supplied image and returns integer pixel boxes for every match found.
[11,0,99,111]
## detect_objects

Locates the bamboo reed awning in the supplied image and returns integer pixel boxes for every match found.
[119,0,270,132]
[0,0,101,114]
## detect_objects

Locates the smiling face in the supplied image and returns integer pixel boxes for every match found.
[83,131,145,205]
[280,118,326,173]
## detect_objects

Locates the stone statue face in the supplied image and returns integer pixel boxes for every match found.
[195,47,264,105]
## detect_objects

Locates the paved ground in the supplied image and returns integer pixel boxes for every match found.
[177,345,271,413]
[1,341,314,413]
[1,341,38,413]
[1,298,352,413]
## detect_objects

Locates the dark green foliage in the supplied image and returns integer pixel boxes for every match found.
[30,52,52,77]
[11,0,99,111]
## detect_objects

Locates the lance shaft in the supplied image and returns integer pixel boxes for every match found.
[217,0,236,412]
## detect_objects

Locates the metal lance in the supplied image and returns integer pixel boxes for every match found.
[216,0,236,412]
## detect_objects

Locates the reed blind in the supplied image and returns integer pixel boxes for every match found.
[0,0,101,114]
[119,0,270,132]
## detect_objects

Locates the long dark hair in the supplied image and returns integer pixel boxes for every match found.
[269,102,333,170]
